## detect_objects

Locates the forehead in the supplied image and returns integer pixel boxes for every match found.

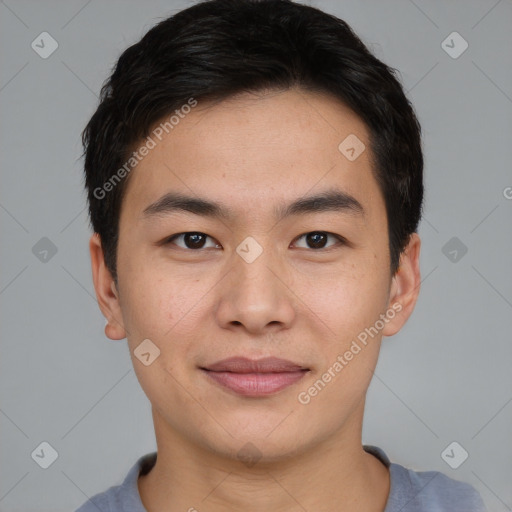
[120,88,384,225]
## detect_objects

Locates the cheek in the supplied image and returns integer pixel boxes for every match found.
[295,268,387,413]
[120,272,201,405]
[119,263,215,375]
[118,242,185,329]
[296,257,389,338]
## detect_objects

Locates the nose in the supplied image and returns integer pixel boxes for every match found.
[214,244,296,335]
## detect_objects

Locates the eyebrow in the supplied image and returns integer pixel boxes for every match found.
[142,188,365,222]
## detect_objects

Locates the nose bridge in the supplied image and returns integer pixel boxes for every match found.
[233,235,281,297]
[215,234,295,332]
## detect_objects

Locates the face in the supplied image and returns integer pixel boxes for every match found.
[90,88,421,462]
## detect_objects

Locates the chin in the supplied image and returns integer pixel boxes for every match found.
[198,419,317,464]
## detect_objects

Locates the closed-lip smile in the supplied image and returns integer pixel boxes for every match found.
[200,357,309,397]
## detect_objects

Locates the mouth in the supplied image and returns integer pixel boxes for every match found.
[200,357,310,397]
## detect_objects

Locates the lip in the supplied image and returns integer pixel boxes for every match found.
[200,357,309,397]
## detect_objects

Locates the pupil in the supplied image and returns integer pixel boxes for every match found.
[308,232,326,248]
[187,232,205,248]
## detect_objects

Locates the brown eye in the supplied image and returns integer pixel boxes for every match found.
[293,231,346,250]
[165,232,220,250]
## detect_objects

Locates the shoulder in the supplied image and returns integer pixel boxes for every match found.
[74,486,116,512]
[74,481,128,512]
[363,445,487,512]
[74,452,157,512]
[387,462,487,512]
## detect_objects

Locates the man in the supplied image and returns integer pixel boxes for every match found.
[77,0,487,510]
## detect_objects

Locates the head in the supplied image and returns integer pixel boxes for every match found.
[84,0,422,464]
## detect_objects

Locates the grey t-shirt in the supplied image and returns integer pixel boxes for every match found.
[75,445,487,511]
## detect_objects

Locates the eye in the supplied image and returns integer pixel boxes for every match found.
[164,232,221,250]
[163,231,347,251]
[293,231,346,250]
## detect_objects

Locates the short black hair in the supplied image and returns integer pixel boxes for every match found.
[82,0,423,283]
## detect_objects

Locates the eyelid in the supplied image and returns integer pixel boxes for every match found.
[163,232,220,249]
[292,232,347,250]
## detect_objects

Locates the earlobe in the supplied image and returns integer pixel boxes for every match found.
[105,318,126,340]
[382,233,421,338]
[89,233,127,340]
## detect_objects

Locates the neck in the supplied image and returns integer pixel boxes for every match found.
[138,402,390,512]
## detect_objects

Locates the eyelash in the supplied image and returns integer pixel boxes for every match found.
[163,231,348,251]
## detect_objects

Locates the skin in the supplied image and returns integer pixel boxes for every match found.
[90,87,421,512]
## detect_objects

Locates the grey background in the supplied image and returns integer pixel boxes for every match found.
[1,0,511,510]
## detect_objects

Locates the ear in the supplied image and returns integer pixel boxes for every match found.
[89,233,127,340]
[382,232,421,337]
